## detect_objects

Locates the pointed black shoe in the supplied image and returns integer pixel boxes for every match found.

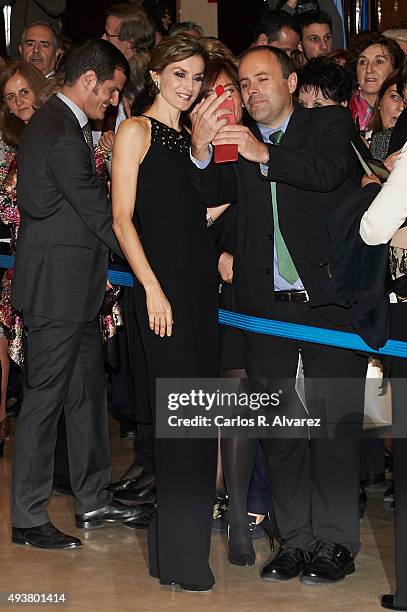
[261,546,309,581]
[228,549,256,566]
[381,594,407,611]
[113,481,156,503]
[75,500,154,529]
[300,542,355,585]
[110,471,155,496]
[227,525,256,566]
[12,522,82,550]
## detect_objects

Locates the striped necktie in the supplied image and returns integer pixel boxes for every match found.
[82,122,93,152]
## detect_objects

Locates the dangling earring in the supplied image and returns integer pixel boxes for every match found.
[154,80,160,92]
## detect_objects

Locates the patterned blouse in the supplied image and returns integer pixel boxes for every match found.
[0,140,122,366]
[349,89,373,133]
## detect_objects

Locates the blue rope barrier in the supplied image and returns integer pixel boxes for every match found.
[218,309,406,358]
[1,254,405,358]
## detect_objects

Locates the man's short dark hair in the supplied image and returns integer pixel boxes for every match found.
[239,45,296,79]
[297,57,353,103]
[296,10,332,38]
[253,9,299,43]
[63,39,130,85]
[20,21,60,48]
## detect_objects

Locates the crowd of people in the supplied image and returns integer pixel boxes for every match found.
[0,1,407,609]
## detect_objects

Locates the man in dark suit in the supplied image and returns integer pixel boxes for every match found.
[11,38,152,550]
[191,45,368,584]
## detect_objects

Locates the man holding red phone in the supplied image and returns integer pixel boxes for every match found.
[190,45,368,586]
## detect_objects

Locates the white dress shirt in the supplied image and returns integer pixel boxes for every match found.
[56,92,88,129]
[360,142,407,245]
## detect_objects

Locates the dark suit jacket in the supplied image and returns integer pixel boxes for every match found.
[321,182,390,349]
[192,104,371,328]
[388,108,407,155]
[12,94,121,323]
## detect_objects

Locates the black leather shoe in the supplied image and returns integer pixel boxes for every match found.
[113,481,156,503]
[110,471,155,496]
[122,510,154,529]
[178,584,213,593]
[160,580,213,593]
[381,594,407,611]
[12,522,82,550]
[261,546,309,581]
[75,499,154,529]
[300,542,355,585]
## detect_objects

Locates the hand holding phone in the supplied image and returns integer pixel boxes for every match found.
[213,85,238,163]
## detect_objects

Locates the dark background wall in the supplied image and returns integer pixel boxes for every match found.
[60,0,407,50]
[62,0,177,44]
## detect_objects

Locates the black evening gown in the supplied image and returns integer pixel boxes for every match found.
[132,116,218,587]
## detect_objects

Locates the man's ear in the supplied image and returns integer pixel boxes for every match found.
[298,40,303,54]
[18,44,22,56]
[81,70,97,90]
[287,71,298,94]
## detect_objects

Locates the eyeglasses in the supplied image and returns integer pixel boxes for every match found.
[104,30,120,40]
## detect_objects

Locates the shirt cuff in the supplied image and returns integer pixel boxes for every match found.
[190,144,213,169]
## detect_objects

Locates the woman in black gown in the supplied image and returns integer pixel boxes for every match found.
[111,35,230,592]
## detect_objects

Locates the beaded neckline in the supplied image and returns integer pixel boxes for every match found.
[142,115,190,155]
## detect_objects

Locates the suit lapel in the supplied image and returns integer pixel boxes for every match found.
[48,94,97,172]
[246,121,274,229]
[281,104,312,147]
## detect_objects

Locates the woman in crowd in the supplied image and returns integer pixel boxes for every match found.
[194,55,271,566]
[297,56,353,108]
[369,71,405,160]
[0,60,49,457]
[348,33,404,134]
[112,35,223,591]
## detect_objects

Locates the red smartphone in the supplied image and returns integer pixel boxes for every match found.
[214,84,238,163]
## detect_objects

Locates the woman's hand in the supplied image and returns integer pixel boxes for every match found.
[190,91,232,160]
[384,149,402,173]
[99,130,115,154]
[145,284,173,337]
[218,251,234,283]
[212,124,269,163]
[361,173,381,188]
